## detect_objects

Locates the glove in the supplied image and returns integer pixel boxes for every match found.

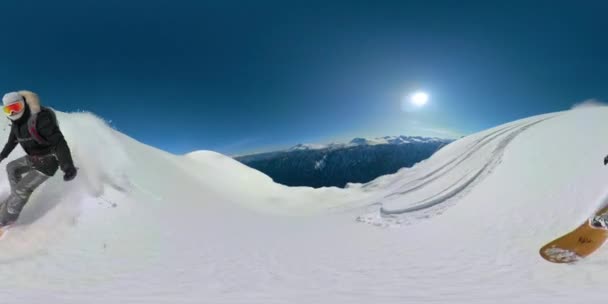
[63,166,77,181]
[604,155,608,166]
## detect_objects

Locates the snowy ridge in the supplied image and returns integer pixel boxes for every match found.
[357,114,555,225]
[2,107,608,302]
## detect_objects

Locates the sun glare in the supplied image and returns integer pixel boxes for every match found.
[410,91,429,106]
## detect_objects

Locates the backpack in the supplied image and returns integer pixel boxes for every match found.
[13,107,58,146]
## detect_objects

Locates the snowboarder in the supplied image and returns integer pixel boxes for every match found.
[0,91,77,227]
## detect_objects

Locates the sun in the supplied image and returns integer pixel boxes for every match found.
[410,91,429,107]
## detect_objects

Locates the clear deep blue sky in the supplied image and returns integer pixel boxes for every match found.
[0,1,606,155]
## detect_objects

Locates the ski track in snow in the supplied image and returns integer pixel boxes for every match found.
[364,122,516,192]
[384,122,527,196]
[358,120,521,193]
[357,114,558,226]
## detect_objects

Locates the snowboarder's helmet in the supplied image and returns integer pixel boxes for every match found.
[2,92,25,121]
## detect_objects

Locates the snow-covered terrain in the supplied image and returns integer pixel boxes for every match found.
[1,106,608,303]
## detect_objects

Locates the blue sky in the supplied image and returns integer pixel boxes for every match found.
[0,1,606,155]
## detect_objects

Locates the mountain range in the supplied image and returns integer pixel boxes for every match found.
[235,136,453,188]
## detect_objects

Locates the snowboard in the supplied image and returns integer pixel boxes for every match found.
[0,225,11,240]
[540,206,608,263]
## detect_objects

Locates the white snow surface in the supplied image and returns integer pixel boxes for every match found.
[1,107,608,303]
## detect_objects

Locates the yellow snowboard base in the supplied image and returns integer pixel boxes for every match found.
[0,226,9,240]
[540,207,608,264]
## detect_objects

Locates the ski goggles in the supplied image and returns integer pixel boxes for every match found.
[3,102,24,115]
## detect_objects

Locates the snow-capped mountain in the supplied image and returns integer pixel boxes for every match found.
[350,135,450,146]
[285,135,451,152]
[2,106,608,303]
[235,136,453,188]
[288,143,330,151]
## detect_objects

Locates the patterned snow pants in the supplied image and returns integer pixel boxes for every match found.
[0,156,51,224]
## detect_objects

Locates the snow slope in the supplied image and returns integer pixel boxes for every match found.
[0,106,608,303]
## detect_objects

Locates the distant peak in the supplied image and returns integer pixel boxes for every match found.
[288,143,328,151]
[349,137,370,145]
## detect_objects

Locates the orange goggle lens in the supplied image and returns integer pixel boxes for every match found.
[3,102,23,115]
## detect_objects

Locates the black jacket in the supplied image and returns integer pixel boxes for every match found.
[0,105,75,176]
